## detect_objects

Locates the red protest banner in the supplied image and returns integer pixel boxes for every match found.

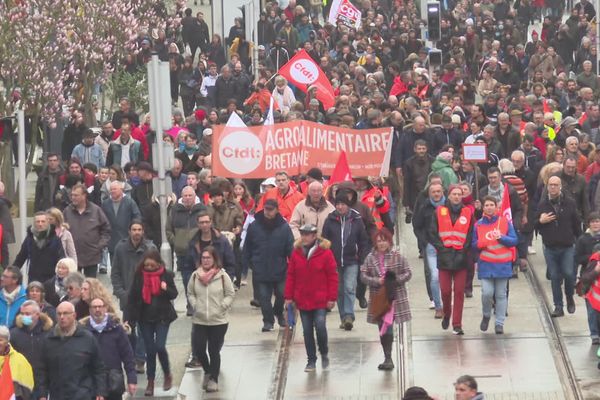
[212,120,392,179]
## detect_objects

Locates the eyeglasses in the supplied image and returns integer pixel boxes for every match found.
[90,305,106,309]
[198,220,211,224]
[201,256,213,260]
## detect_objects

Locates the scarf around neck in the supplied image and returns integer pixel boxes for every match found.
[198,267,219,286]
[90,314,109,333]
[2,286,20,305]
[142,267,165,304]
[429,195,446,208]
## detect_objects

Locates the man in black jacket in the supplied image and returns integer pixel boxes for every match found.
[403,139,435,218]
[536,176,582,317]
[38,301,106,400]
[34,153,64,212]
[322,194,370,331]
[12,212,64,283]
[214,66,237,109]
[10,300,53,394]
[243,200,294,332]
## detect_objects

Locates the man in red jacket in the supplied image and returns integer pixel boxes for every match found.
[284,224,338,373]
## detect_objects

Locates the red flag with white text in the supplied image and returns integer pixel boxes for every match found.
[329,151,353,185]
[277,50,335,110]
[499,184,517,261]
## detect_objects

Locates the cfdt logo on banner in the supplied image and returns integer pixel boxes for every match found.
[219,130,264,175]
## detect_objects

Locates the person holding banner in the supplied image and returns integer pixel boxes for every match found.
[472,196,518,334]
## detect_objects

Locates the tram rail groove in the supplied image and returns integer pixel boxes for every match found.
[524,264,584,400]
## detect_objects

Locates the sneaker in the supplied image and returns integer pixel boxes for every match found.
[441,317,450,330]
[453,327,464,335]
[262,323,274,332]
[277,314,287,328]
[250,299,260,308]
[339,322,345,329]
[304,362,316,372]
[528,246,537,255]
[495,325,504,335]
[567,296,576,314]
[321,355,329,369]
[428,300,435,310]
[240,280,248,286]
[480,316,490,332]
[434,309,443,319]
[99,266,108,274]
[358,297,368,309]
[465,290,473,298]
[202,374,211,390]
[551,307,565,318]
[592,337,600,345]
[135,360,145,374]
[343,316,353,331]
[206,378,218,392]
[185,358,202,369]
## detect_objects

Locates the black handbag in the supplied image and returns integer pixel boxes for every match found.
[107,369,126,396]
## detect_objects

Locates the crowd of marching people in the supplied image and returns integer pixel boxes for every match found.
[4,0,600,398]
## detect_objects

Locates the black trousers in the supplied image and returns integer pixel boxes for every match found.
[79,264,97,277]
[192,323,228,382]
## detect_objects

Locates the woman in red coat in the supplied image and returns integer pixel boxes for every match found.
[284,224,338,373]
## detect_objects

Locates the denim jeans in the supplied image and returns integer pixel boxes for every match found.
[257,280,286,325]
[337,264,358,321]
[138,321,171,380]
[543,245,576,309]
[481,278,509,326]
[586,299,600,338]
[299,309,328,363]
[426,244,442,309]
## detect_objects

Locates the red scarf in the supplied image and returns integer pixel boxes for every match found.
[142,267,165,304]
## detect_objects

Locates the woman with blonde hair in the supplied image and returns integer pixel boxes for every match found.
[46,207,77,264]
[43,257,78,306]
[81,278,117,314]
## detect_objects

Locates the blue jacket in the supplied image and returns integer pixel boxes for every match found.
[471,214,519,279]
[0,286,27,327]
[243,211,294,282]
[71,143,105,169]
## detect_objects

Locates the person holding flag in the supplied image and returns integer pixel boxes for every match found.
[472,196,518,335]
[0,325,34,400]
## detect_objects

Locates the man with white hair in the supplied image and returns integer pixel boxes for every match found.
[10,299,53,391]
[290,181,335,239]
[564,136,589,174]
[38,301,106,400]
[101,180,142,260]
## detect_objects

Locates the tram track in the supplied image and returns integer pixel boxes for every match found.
[524,264,586,400]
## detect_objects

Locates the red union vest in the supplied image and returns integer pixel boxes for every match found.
[476,216,514,263]
[437,206,472,250]
[586,275,600,312]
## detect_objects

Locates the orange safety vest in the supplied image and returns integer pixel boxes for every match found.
[586,276,600,312]
[476,216,513,263]
[437,206,472,250]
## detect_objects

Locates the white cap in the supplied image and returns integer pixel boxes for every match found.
[203,128,213,136]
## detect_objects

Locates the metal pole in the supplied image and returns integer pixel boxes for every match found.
[252,0,260,81]
[16,110,26,243]
[149,55,172,269]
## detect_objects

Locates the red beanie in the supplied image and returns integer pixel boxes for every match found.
[194,109,206,121]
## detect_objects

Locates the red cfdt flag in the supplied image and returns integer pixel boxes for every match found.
[329,151,353,185]
[277,50,335,110]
